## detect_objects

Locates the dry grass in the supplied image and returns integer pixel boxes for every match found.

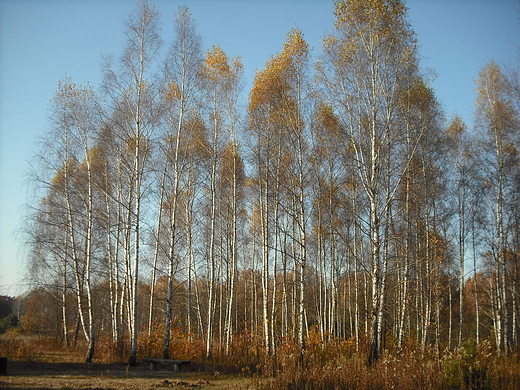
[262,340,520,390]
[2,332,520,390]
[0,360,259,389]
[0,332,263,389]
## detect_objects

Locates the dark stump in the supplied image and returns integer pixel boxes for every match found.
[0,357,7,375]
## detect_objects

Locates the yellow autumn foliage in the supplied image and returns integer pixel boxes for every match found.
[164,81,182,101]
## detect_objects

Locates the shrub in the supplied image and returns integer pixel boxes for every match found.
[0,314,18,334]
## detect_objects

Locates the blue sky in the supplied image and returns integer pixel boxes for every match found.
[0,0,518,296]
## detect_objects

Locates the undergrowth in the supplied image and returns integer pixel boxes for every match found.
[1,329,519,389]
[260,339,520,390]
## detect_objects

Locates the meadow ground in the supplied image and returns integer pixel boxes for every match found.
[0,360,263,390]
[2,334,520,389]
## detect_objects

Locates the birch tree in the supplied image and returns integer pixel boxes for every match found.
[446,114,471,346]
[319,0,428,363]
[247,28,311,359]
[277,29,311,361]
[161,5,202,360]
[55,80,100,362]
[200,45,244,354]
[29,78,101,362]
[101,0,162,366]
[475,60,519,353]
[310,102,346,341]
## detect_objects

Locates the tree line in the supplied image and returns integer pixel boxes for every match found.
[22,0,519,366]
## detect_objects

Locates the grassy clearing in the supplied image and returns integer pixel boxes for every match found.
[0,361,258,390]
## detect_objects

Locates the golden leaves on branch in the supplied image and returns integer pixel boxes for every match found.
[185,113,210,159]
[201,44,243,92]
[446,114,467,139]
[53,77,95,110]
[333,0,412,66]
[428,229,447,264]
[321,34,338,54]
[334,0,406,29]
[397,79,434,115]
[51,158,79,189]
[249,28,308,119]
[282,28,309,60]
[164,81,182,101]
[218,141,246,198]
[76,145,108,179]
[477,61,518,129]
[315,103,342,139]
[504,143,517,157]
[203,45,231,80]
[220,142,245,181]
[164,113,210,160]
[126,134,150,160]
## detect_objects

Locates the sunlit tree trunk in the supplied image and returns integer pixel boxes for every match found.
[475,61,519,353]
[261,169,271,355]
[320,0,425,363]
[201,44,241,358]
[82,148,95,363]
[61,257,69,347]
[101,1,162,366]
[185,171,195,340]
[48,80,99,362]
[447,115,470,346]
[162,5,202,358]
[148,162,167,337]
[223,135,245,356]
[472,225,480,344]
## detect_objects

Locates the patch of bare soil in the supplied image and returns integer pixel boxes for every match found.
[0,360,261,389]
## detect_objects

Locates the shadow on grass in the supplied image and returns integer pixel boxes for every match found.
[0,361,231,390]
[5,359,191,378]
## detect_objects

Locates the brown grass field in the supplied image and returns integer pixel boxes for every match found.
[0,360,262,390]
[2,332,520,390]
[0,334,264,390]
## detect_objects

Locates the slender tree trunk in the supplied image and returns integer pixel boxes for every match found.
[458,174,466,346]
[282,233,288,339]
[397,232,409,351]
[83,149,95,363]
[64,167,91,361]
[163,110,184,359]
[261,174,271,355]
[368,189,382,365]
[205,99,220,358]
[353,195,360,352]
[163,205,178,359]
[149,164,167,337]
[128,146,141,366]
[61,260,69,347]
[107,166,123,345]
[473,230,480,344]
[270,210,279,357]
[224,144,238,354]
[329,193,337,339]
[186,174,195,340]
[448,281,453,350]
[422,220,432,351]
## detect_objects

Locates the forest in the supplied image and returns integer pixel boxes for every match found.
[7,0,520,388]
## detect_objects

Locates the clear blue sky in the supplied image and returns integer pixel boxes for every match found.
[1,0,518,296]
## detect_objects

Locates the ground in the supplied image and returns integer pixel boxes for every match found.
[0,360,262,390]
